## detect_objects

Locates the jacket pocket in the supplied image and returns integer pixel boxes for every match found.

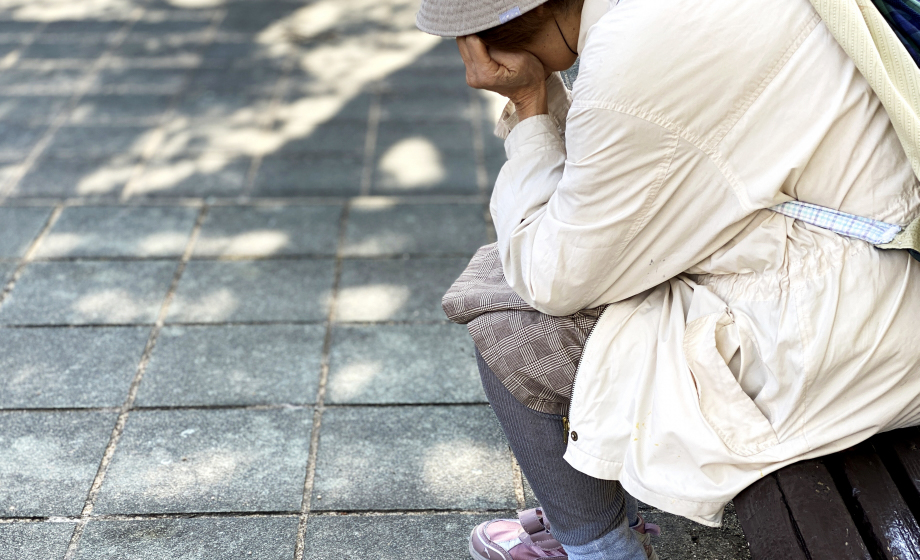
[683,309,779,457]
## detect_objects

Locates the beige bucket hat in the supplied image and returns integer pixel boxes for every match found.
[416,0,549,37]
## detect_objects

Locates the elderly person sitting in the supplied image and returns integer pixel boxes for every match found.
[417,0,920,558]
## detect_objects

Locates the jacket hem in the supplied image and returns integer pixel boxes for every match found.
[564,443,727,527]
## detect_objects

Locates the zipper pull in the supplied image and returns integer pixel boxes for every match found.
[563,416,570,445]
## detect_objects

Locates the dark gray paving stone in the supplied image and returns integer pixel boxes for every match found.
[22,40,109,59]
[0,95,69,124]
[0,68,86,95]
[379,93,472,122]
[327,324,483,404]
[0,261,175,325]
[0,123,45,157]
[194,205,342,258]
[130,153,252,197]
[132,19,212,36]
[416,38,468,65]
[0,410,117,517]
[376,121,474,157]
[45,126,153,158]
[94,408,312,514]
[642,502,751,560]
[305,513,502,560]
[0,262,14,284]
[0,522,75,560]
[13,155,137,198]
[112,38,204,60]
[337,257,467,322]
[106,55,201,71]
[200,41,272,64]
[276,120,366,156]
[90,68,187,95]
[0,327,147,408]
[253,154,362,197]
[343,203,488,257]
[0,159,17,188]
[282,88,372,122]
[43,20,126,35]
[174,90,273,123]
[312,406,516,510]
[0,206,51,258]
[372,149,479,194]
[74,517,297,560]
[186,67,283,94]
[37,206,198,258]
[137,324,324,406]
[167,260,334,323]
[68,95,174,125]
[218,4,302,32]
[380,67,469,94]
[0,21,41,36]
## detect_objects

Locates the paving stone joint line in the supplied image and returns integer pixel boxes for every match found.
[294,199,351,560]
[62,204,210,559]
[0,6,752,557]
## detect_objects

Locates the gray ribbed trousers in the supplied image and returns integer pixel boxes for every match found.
[477,350,647,559]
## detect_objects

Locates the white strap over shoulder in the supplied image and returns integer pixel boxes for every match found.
[808,0,920,253]
[810,0,920,179]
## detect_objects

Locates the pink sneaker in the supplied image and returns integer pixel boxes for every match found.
[469,508,567,559]
[468,508,662,560]
[630,514,661,560]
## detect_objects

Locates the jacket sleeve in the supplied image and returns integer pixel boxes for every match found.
[492,103,747,316]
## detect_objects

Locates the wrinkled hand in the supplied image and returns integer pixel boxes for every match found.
[456,35,549,120]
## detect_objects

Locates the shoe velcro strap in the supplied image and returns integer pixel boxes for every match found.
[520,530,563,551]
[630,514,662,537]
[517,508,546,535]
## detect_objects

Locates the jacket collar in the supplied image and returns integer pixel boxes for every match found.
[578,0,615,53]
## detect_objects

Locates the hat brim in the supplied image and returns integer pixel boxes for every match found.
[416,0,548,37]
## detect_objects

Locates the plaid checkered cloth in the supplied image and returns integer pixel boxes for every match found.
[442,242,606,415]
[772,201,903,244]
[872,0,920,66]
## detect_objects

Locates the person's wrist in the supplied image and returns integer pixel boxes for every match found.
[511,86,548,120]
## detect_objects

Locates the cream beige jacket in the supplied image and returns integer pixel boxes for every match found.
[492,0,920,525]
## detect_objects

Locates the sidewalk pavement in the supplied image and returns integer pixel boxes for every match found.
[0,0,751,558]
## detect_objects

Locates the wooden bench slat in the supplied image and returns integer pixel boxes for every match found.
[734,475,809,560]
[840,442,920,560]
[885,427,920,509]
[774,460,871,560]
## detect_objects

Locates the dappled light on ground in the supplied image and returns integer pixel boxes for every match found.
[168,287,239,322]
[0,0,462,200]
[128,151,241,196]
[74,157,137,195]
[336,283,411,321]
[73,289,150,323]
[0,0,142,21]
[165,0,226,8]
[142,448,246,500]
[2,434,90,482]
[327,360,381,402]
[378,136,446,190]
[193,229,290,257]
[422,439,509,503]
[121,0,441,197]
